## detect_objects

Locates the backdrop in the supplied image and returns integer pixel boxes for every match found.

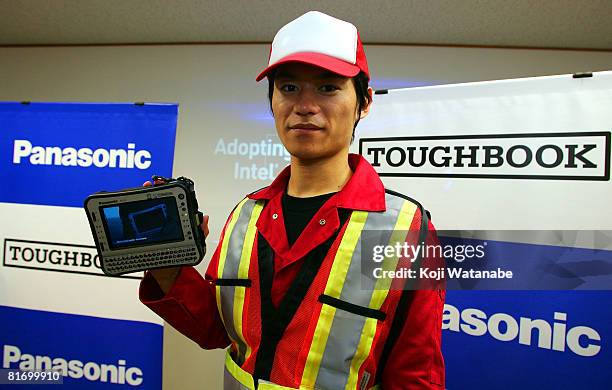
[1,43,612,389]
[355,71,612,389]
[0,102,178,389]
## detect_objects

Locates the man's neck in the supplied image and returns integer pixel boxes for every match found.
[286,153,352,198]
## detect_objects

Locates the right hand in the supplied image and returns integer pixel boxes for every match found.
[143,180,209,293]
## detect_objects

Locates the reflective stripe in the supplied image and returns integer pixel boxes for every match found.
[234,201,264,363]
[225,348,380,390]
[300,210,369,389]
[225,349,298,390]
[315,195,403,389]
[216,198,250,328]
[224,349,255,390]
[224,348,381,390]
[258,381,298,389]
[216,198,262,363]
[345,198,417,390]
[306,194,418,390]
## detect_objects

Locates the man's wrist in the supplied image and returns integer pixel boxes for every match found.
[148,267,181,295]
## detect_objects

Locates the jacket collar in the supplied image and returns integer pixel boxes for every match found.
[248,153,386,212]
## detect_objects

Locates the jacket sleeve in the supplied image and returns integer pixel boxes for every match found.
[381,219,446,389]
[138,213,234,350]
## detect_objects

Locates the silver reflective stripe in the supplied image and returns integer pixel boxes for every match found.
[219,199,257,362]
[315,194,410,390]
[224,349,297,390]
[258,380,299,389]
[224,366,251,390]
[224,349,255,390]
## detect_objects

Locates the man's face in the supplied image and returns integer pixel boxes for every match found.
[271,63,369,162]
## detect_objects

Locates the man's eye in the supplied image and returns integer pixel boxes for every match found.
[280,84,298,92]
[320,85,339,93]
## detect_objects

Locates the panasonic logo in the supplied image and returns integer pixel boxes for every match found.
[12,139,152,169]
[443,304,601,357]
[360,132,610,181]
[3,344,143,386]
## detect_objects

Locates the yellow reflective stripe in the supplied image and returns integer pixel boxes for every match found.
[215,197,250,325]
[345,201,417,390]
[345,317,378,390]
[225,349,255,389]
[370,200,418,306]
[258,380,298,389]
[225,348,299,390]
[323,211,369,298]
[301,304,335,388]
[300,211,369,389]
[233,201,264,363]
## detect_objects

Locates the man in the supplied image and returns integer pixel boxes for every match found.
[140,11,445,389]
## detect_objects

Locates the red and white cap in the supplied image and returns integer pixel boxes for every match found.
[256,11,369,81]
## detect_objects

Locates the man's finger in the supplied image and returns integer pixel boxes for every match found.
[201,215,210,238]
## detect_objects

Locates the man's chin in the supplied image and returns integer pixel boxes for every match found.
[287,148,344,163]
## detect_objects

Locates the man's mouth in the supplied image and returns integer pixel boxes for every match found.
[289,123,324,131]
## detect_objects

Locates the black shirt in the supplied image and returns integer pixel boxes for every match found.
[281,191,336,246]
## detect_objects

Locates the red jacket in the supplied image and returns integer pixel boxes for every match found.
[140,154,445,389]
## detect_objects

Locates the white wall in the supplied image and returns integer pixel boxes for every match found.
[1,43,611,389]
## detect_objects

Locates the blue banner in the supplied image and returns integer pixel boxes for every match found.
[0,102,176,390]
[438,234,612,290]
[0,306,162,389]
[0,102,177,208]
[443,290,611,389]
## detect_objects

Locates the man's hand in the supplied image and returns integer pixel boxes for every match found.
[143,180,209,294]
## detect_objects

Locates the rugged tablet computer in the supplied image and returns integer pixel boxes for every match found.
[85,177,206,276]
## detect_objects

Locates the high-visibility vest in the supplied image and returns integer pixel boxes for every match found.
[215,190,427,390]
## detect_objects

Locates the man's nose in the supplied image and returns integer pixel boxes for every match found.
[295,89,320,116]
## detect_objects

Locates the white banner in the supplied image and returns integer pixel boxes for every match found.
[354,71,612,389]
[356,71,612,230]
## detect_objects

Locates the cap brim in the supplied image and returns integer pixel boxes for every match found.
[256,52,361,81]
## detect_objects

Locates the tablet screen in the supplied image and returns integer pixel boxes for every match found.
[100,197,184,249]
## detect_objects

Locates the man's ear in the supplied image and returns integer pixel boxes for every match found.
[359,87,374,120]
